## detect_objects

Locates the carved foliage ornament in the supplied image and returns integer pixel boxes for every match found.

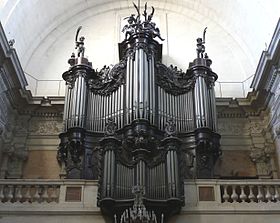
[88,60,126,96]
[155,63,196,95]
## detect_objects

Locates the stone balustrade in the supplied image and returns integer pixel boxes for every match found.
[0,180,60,203]
[221,181,280,203]
[184,179,280,209]
[1,179,280,207]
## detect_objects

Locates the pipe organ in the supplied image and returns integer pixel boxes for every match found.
[57,4,221,222]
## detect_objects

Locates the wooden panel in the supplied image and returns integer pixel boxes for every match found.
[199,186,215,201]
[65,186,82,202]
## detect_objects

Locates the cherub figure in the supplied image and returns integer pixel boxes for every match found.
[75,26,85,57]
[196,27,207,58]
[122,14,138,39]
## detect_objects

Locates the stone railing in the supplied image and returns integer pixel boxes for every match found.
[221,181,280,203]
[184,179,280,212]
[0,180,60,203]
[1,179,280,212]
[0,179,99,209]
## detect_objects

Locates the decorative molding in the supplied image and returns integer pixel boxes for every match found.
[217,121,247,136]
[29,120,62,135]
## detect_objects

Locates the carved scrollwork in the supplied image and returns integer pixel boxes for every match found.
[104,118,117,136]
[88,60,126,96]
[164,118,176,137]
[155,63,195,95]
[64,72,76,89]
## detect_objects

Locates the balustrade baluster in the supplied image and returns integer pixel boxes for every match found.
[15,185,23,202]
[248,185,255,202]
[265,185,272,202]
[50,185,58,202]
[33,185,41,203]
[257,185,264,202]
[231,185,238,202]
[274,185,280,202]
[0,185,4,202]
[42,185,49,202]
[6,185,14,202]
[240,185,247,202]
[24,185,32,202]
[222,185,230,202]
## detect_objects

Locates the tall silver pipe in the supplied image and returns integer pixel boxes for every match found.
[120,85,124,128]
[88,93,92,130]
[174,152,179,197]
[63,85,70,131]
[116,87,119,128]
[93,94,98,132]
[79,77,86,127]
[112,90,115,123]
[139,49,144,118]
[194,77,201,128]
[133,49,139,120]
[170,151,174,197]
[157,87,161,129]
[100,95,103,131]
[162,163,165,198]
[148,58,152,122]
[187,92,191,131]
[66,87,73,130]
[129,57,133,123]
[99,94,102,131]
[110,150,114,196]
[103,151,108,196]
[183,93,187,131]
[92,93,96,131]
[163,89,166,129]
[70,77,77,127]
[78,75,84,127]
[199,76,206,127]
[151,57,156,125]
[126,57,130,125]
[76,76,82,126]
[100,95,103,132]
[161,87,164,129]
[107,150,111,196]
[106,95,110,121]
[166,152,171,196]
[190,92,195,130]
[201,78,208,127]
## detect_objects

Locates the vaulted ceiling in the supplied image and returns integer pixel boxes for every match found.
[0,0,279,96]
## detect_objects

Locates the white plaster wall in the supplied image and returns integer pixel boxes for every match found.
[0,0,279,96]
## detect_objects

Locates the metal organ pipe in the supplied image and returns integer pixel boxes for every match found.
[63,84,72,131]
